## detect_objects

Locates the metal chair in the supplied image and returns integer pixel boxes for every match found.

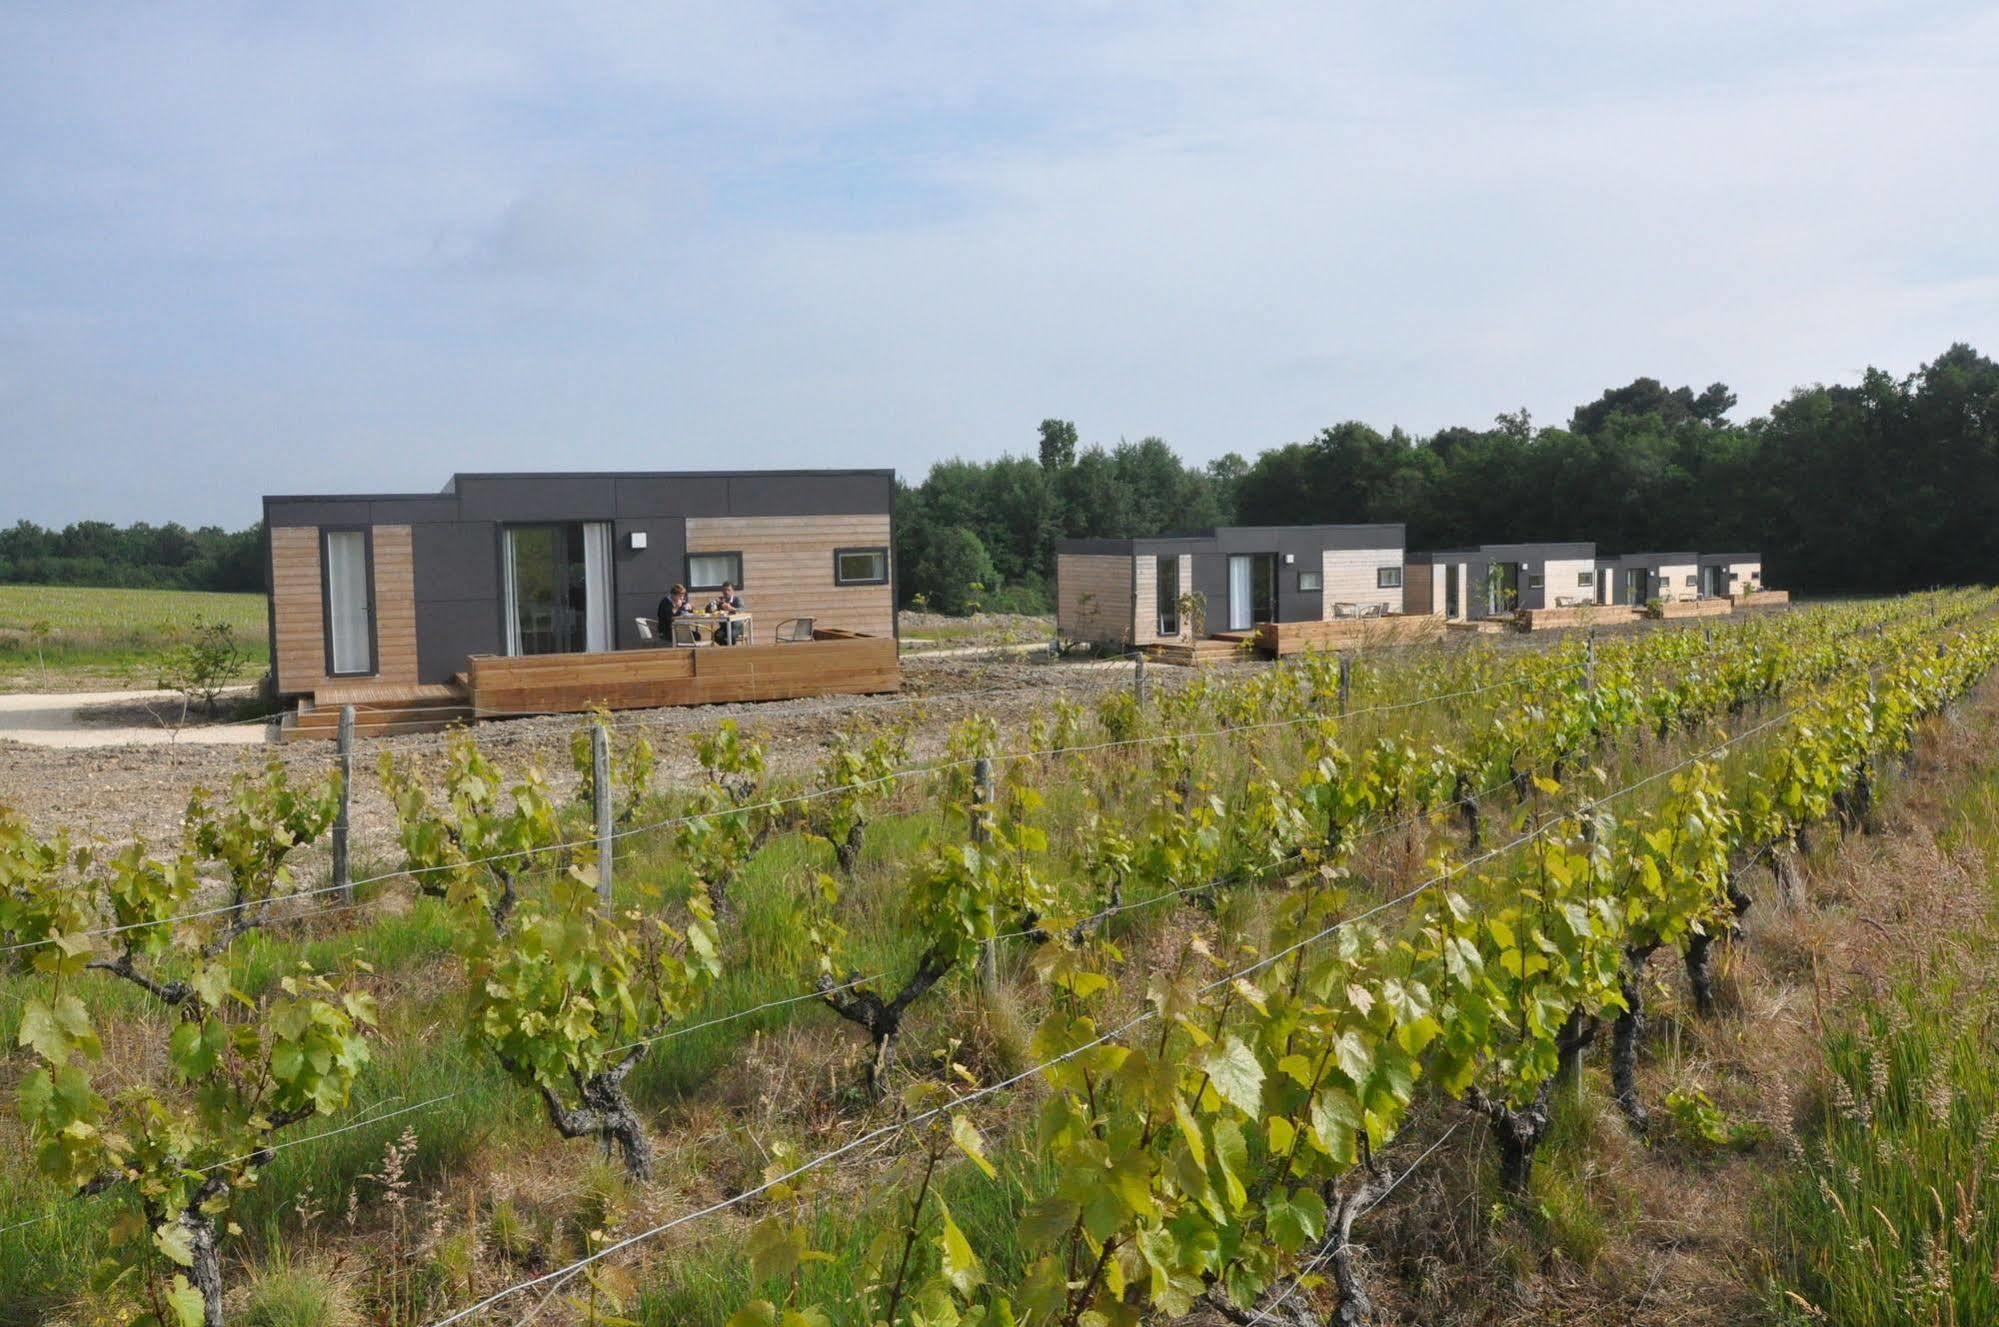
[635,616,659,643]
[775,617,815,643]
[671,618,708,647]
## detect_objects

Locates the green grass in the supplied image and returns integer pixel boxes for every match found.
[0,583,268,690]
[1758,778,1999,1326]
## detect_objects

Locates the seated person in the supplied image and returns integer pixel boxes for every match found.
[710,581,745,644]
[658,583,696,642]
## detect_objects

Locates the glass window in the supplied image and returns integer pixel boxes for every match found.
[834,547,889,586]
[1298,570,1322,592]
[1685,574,1698,587]
[1577,570,1595,587]
[323,530,373,675]
[1376,566,1402,589]
[1528,572,1545,589]
[687,552,743,589]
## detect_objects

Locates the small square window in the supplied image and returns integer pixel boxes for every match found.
[1298,570,1322,592]
[1577,570,1595,587]
[687,552,743,589]
[1528,572,1545,589]
[834,547,890,586]
[1685,574,1698,588]
[1376,566,1402,589]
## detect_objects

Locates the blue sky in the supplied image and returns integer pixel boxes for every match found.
[2,2,1994,526]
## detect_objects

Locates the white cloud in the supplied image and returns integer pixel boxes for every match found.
[0,2,1993,521]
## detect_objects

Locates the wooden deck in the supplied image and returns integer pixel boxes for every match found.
[1651,599,1733,620]
[1142,637,1251,668]
[466,633,900,715]
[1515,605,1645,632]
[1729,589,1790,608]
[1253,615,1445,657]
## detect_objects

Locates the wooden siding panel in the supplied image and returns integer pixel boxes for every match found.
[1403,562,1434,616]
[683,514,893,639]
[271,525,418,696]
[1319,548,1405,617]
[1131,555,1191,644]
[1542,558,1597,607]
[1057,554,1136,645]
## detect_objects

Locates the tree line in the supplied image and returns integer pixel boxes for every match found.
[895,341,1998,613]
[0,519,265,592]
[5,342,1990,611]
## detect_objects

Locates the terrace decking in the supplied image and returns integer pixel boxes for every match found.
[279,633,900,738]
[1253,615,1445,656]
[466,633,900,715]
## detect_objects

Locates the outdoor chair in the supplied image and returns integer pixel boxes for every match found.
[635,616,659,643]
[670,619,709,647]
[775,617,815,643]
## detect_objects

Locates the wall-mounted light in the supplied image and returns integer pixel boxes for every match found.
[1283,552,1295,564]
[629,531,649,550]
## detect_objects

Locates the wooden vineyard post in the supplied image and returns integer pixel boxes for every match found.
[973,756,997,993]
[1133,652,1148,708]
[1585,632,1596,692]
[333,705,355,903]
[592,721,614,905]
[1337,653,1352,716]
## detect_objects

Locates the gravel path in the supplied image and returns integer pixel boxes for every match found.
[0,654,1157,855]
[0,686,272,748]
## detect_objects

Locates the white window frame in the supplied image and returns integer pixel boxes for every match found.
[833,546,890,586]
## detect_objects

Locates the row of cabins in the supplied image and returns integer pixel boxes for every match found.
[1054,527,1773,654]
[261,468,1777,734]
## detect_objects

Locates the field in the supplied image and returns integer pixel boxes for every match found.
[0,584,268,691]
[0,594,1996,1327]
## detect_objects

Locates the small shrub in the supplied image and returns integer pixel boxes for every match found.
[1662,1086,1766,1151]
[161,614,244,715]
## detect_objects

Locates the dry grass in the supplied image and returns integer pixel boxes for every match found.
[1337,675,1999,1326]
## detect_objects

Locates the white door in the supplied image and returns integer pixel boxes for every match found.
[1227,555,1253,631]
[324,531,373,675]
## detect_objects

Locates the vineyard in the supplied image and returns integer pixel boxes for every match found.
[3,591,1997,1327]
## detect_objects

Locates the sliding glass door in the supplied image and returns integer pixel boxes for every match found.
[1226,554,1278,632]
[502,522,614,656]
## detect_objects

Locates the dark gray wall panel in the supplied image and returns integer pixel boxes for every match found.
[415,599,504,684]
[265,499,377,528]
[611,517,688,650]
[726,472,892,516]
[370,498,462,525]
[614,475,729,517]
[455,475,618,522]
[413,522,499,603]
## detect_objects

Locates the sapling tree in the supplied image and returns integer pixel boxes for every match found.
[7,828,374,1327]
[458,867,719,1178]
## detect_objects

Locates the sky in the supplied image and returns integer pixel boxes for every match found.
[2,2,1995,527]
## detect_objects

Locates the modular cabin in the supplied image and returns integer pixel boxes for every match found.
[1699,552,1766,600]
[1406,542,1598,620]
[1594,552,1700,606]
[1055,524,1408,652]
[261,469,900,737]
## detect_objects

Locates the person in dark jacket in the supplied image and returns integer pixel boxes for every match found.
[710,581,745,644]
[658,583,694,642]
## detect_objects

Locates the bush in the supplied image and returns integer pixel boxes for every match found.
[161,615,244,715]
